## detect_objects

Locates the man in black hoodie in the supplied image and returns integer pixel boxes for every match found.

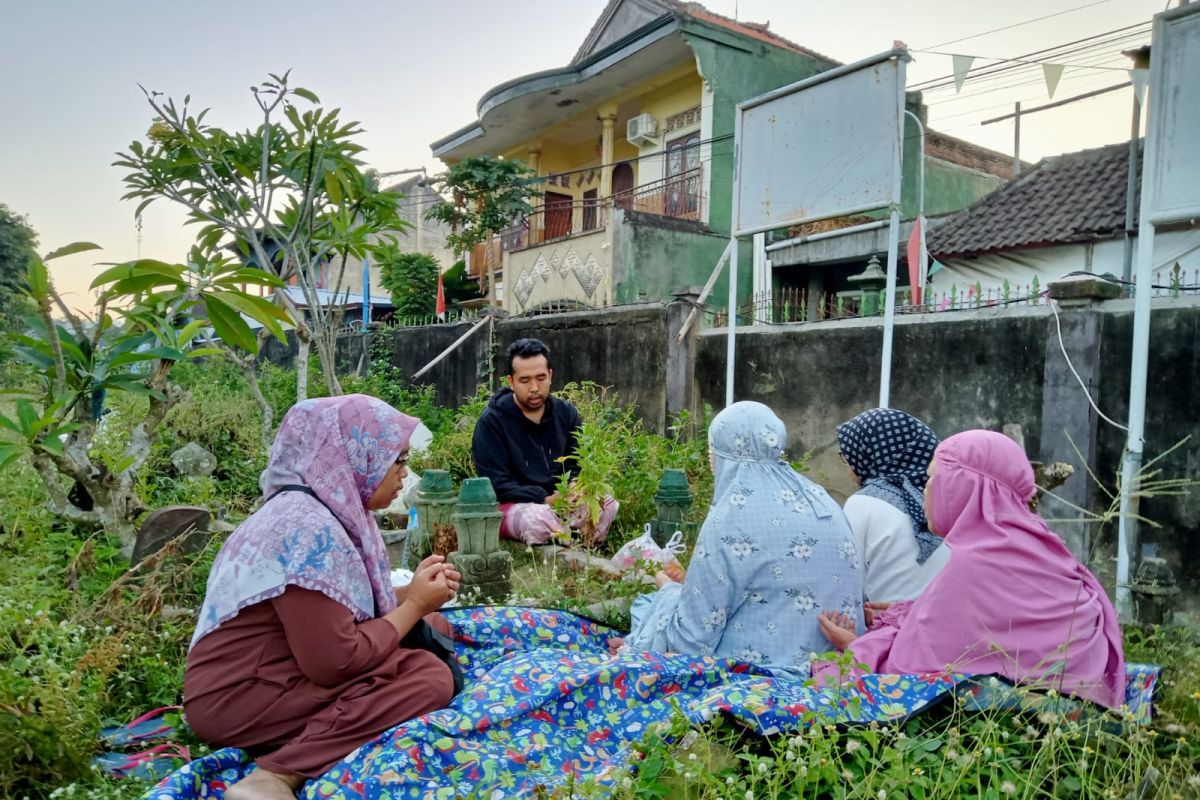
[471,338,617,545]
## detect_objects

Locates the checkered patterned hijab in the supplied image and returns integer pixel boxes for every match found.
[837,408,941,564]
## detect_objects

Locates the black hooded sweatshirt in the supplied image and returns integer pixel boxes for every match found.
[471,387,582,504]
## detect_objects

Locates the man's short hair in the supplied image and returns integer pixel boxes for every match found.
[506,338,552,375]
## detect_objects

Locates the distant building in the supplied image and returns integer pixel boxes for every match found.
[927,140,1200,297]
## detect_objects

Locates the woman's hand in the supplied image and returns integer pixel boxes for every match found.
[818,610,857,651]
[414,554,461,596]
[864,601,893,628]
[407,563,456,615]
[654,570,680,590]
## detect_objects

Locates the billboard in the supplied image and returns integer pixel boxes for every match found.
[1144,3,1200,225]
[733,52,906,236]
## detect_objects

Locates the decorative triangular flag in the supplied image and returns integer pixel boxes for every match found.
[907,215,924,306]
[435,271,446,318]
[952,55,975,93]
[1129,68,1149,108]
[1042,63,1065,99]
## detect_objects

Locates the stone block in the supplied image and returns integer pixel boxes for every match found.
[170,442,217,478]
[132,505,212,565]
[1047,275,1122,305]
[449,549,513,603]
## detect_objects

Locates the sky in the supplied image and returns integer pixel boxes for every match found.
[0,0,1162,311]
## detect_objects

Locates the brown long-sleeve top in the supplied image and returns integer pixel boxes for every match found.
[186,586,400,698]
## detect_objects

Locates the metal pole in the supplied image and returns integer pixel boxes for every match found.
[1122,94,1141,290]
[362,253,370,330]
[410,314,492,381]
[675,240,733,343]
[879,57,907,408]
[1117,211,1155,620]
[1012,101,1022,177]
[725,236,739,407]
[904,110,927,300]
[1115,29,1165,622]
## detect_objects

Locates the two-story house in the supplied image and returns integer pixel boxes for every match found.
[433,0,1011,316]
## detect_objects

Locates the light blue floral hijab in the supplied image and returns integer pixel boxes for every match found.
[626,401,864,679]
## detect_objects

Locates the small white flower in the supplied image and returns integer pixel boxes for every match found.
[757,761,768,774]
[845,740,861,753]
[1000,781,1016,795]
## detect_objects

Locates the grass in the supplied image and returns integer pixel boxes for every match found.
[1,359,1198,799]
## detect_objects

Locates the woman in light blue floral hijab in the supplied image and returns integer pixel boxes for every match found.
[622,401,864,679]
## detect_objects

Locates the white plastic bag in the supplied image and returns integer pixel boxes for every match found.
[613,525,686,573]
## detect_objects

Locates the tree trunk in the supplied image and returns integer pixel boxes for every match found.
[230,351,274,450]
[296,336,310,402]
[315,331,343,396]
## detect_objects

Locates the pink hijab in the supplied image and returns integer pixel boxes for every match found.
[191,394,418,648]
[816,430,1125,708]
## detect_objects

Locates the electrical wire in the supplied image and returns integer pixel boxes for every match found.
[920,1,1117,51]
[911,22,1150,91]
[1049,298,1129,431]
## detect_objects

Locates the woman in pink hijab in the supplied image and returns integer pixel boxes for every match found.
[815,429,1125,709]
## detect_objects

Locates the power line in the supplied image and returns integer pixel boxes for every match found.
[919,0,1116,50]
[911,22,1150,90]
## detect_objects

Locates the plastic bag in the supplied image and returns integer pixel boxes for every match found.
[613,525,687,579]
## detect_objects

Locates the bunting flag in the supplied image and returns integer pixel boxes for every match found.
[1129,68,1149,108]
[952,54,975,93]
[436,271,446,318]
[1042,63,1065,99]
[907,215,924,306]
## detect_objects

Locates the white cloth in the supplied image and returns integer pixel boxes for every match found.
[844,494,950,602]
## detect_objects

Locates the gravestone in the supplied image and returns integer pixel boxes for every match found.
[131,505,212,565]
[448,478,511,603]
[171,443,217,478]
[408,470,458,566]
[649,468,694,547]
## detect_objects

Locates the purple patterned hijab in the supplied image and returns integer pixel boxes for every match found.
[191,394,418,649]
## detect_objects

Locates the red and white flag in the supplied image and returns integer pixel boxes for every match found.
[435,271,446,318]
[907,215,924,305]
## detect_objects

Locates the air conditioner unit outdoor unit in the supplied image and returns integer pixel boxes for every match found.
[626,113,659,146]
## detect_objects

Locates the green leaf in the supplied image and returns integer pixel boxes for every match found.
[0,443,24,472]
[0,414,24,437]
[36,435,64,457]
[15,400,38,436]
[292,87,320,104]
[25,257,49,299]
[209,290,290,343]
[90,259,185,290]
[185,347,223,359]
[203,294,258,353]
[324,171,343,204]
[43,242,102,262]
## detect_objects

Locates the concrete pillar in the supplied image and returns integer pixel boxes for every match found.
[527,145,543,244]
[806,270,823,322]
[1038,275,1121,559]
[667,286,701,427]
[598,108,617,201]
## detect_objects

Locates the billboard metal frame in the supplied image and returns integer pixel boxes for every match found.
[1116,2,1200,620]
[725,48,909,407]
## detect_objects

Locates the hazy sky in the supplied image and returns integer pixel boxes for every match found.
[0,0,1159,309]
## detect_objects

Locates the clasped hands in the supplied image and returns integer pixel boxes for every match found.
[397,554,461,615]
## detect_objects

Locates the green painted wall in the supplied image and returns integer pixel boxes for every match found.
[681,18,834,305]
[611,213,730,305]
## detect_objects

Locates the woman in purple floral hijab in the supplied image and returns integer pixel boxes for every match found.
[185,395,461,800]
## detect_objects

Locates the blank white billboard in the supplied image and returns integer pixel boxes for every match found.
[1145,3,1200,225]
[734,55,904,236]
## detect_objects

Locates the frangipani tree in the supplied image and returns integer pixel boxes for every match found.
[1,244,287,551]
[114,71,405,404]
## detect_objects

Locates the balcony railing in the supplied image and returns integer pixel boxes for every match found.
[469,166,706,272]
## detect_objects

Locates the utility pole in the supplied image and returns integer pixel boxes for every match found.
[1123,46,1151,291]
[1012,102,1022,177]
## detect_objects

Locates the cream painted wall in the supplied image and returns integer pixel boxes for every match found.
[503,228,613,313]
